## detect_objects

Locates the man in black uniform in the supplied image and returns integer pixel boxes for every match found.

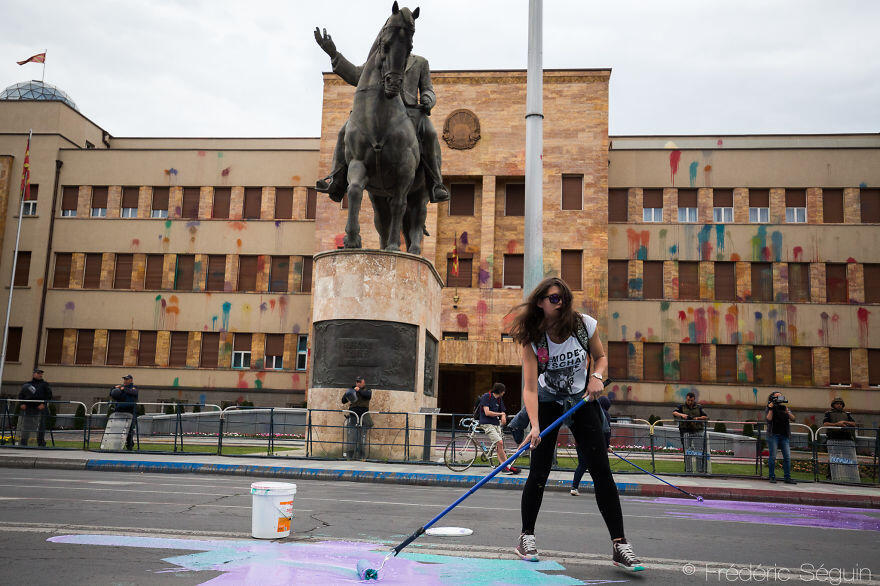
[342,376,372,459]
[823,398,857,440]
[110,374,139,450]
[18,369,52,446]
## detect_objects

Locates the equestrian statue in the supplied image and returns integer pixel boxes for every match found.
[314,2,449,254]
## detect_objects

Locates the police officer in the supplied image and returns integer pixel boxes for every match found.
[823,398,857,441]
[18,369,52,446]
[110,374,138,450]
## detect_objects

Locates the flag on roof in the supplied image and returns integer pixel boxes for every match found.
[17,52,46,66]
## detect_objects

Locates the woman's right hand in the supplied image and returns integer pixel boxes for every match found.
[523,427,542,450]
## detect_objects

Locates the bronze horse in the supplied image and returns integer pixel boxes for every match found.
[342,3,429,254]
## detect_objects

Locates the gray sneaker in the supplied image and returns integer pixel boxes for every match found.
[515,532,539,562]
[612,539,645,571]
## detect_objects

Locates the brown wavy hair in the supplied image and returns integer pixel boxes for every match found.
[509,277,580,346]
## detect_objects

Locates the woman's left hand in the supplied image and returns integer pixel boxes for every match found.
[586,376,604,401]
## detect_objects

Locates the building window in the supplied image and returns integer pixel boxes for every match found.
[174,255,195,291]
[449,184,475,216]
[751,262,773,302]
[716,345,737,382]
[200,333,220,368]
[446,255,473,288]
[182,187,200,219]
[244,187,262,219]
[296,334,308,371]
[83,253,102,289]
[561,250,582,290]
[753,346,775,385]
[608,260,628,299]
[232,333,252,369]
[713,188,733,223]
[503,254,524,288]
[14,251,30,286]
[299,256,313,293]
[679,344,701,381]
[829,347,851,385]
[642,188,662,222]
[275,187,295,220]
[61,186,78,217]
[206,255,226,292]
[860,188,880,223]
[714,262,735,301]
[677,189,697,223]
[114,254,133,289]
[865,264,880,304]
[442,332,468,341]
[784,188,806,223]
[825,263,848,303]
[91,186,108,217]
[608,188,628,222]
[53,253,72,288]
[869,349,880,387]
[607,342,628,380]
[138,331,158,366]
[505,183,525,216]
[643,261,663,299]
[169,332,189,368]
[643,342,664,381]
[790,347,812,386]
[823,188,844,223]
[121,186,139,217]
[678,261,699,300]
[5,327,22,362]
[145,254,164,289]
[75,329,95,365]
[269,256,289,292]
[23,184,38,215]
[304,187,316,220]
[238,256,258,291]
[44,329,64,364]
[265,334,284,370]
[749,188,769,223]
[561,175,583,211]
[106,330,126,365]
[212,187,231,219]
[788,263,810,302]
[152,187,169,218]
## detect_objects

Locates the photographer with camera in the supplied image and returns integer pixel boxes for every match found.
[341,376,372,459]
[765,391,796,484]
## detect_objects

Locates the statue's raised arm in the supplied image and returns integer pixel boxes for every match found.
[314,26,362,87]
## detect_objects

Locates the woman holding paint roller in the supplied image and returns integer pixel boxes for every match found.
[509,276,644,571]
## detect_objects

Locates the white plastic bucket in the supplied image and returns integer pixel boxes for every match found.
[250,481,297,539]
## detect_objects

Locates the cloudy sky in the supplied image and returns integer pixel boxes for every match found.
[1,0,878,138]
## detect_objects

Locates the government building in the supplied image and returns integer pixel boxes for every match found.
[1,73,877,426]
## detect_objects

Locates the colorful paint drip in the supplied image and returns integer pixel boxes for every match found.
[46,535,599,585]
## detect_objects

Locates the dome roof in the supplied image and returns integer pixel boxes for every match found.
[0,80,78,111]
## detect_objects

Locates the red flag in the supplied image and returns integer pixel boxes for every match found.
[17,52,46,66]
[20,136,31,201]
[451,233,459,277]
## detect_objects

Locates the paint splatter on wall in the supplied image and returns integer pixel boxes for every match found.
[669,150,682,186]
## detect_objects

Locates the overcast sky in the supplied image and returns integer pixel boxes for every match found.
[1,0,878,138]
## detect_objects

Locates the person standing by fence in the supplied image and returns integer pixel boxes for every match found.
[342,376,372,459]
[18,369,52,447]
[110,375,138,450]
[673,392,709,473]
[765,391,796,485]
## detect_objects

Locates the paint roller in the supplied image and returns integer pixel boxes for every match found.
[356,379,612,580]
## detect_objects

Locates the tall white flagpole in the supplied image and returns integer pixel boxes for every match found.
[41,50,46,82]
[0,129,33,387]
[523,0,544,298]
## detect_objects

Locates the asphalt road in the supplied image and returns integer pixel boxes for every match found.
[0,468,877,585]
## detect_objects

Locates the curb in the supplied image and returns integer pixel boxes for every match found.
[1,456,877,509]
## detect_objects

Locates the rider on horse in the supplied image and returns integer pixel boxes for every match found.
[314,20,450,205]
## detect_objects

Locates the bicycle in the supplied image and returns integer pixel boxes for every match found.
[443,417,500,471]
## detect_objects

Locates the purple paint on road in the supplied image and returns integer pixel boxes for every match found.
[643,498,880,532]
[48,535,593,585]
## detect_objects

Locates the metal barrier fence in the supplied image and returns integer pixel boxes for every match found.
[1,400,877,485]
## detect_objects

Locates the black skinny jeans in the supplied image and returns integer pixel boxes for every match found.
[521,399,625,539]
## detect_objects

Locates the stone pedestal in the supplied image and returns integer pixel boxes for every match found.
[306,250,442,460]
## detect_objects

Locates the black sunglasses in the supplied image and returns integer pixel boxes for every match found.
[542,293,563,304]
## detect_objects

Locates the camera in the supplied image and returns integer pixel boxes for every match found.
[771,394,788,405]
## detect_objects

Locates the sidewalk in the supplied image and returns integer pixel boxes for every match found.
[0,447,877,509]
